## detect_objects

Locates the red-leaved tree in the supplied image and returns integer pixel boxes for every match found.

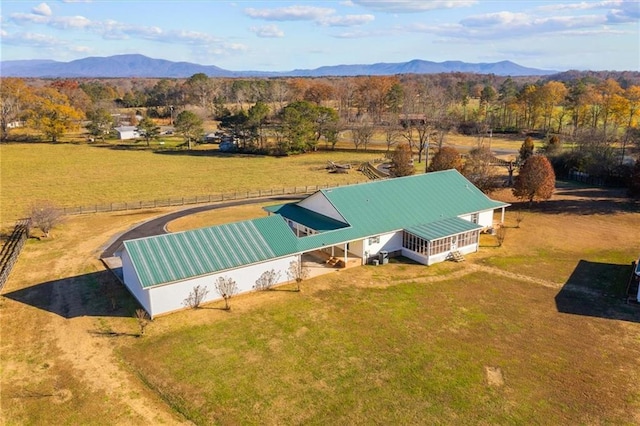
[513,155,556,204]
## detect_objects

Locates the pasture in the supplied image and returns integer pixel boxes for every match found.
[0,142,381,225]
[1,141,639,424]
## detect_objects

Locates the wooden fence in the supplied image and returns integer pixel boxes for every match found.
[0,219,30,292]
[59,183,355,216]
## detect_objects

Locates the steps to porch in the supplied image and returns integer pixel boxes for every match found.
[447,251,465,262]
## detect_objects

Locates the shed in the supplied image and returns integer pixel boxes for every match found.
[114,126,140,140]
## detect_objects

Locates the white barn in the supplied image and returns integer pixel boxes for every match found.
[119,170,509,317]
[114,126,140,140]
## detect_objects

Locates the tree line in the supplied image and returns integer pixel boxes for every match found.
[1,71,639,190]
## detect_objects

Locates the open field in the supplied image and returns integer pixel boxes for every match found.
[0,129,532,225]
[1,176,639,424]
[0,142,382,226]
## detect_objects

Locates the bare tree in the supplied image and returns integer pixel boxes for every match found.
[134,309,150,337]
[254,269,281,291]
[286,260,310,292]
[28,201,64,238]
[183,285,210,309]
[495,226,507,247]
[351,120,374,151]
[514,211,524,228]
[214,277,238,310]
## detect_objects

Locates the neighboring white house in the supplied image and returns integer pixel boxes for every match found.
[114,126,140,140]
[118,170,509,317]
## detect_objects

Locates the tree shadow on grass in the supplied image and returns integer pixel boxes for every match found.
[555,259,639,323]
[3,270,139,319]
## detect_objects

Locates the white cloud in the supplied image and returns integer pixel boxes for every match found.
[250,24,285,38]
[318,14,374,26]
[7,9,248,56]
[244,5,373,27]
[32,3,52,17]
[1,31,64,47]
[351,0,477,13]
[49,15,92,29]
[244,5,335,21]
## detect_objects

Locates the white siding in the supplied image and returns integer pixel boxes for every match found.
[121,249,152,314]
[459,209,496,228]
[363,231,402,263]
[298,192,347,223]
[144,254,298,317]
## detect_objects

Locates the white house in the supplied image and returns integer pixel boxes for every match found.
[118,170,509,317]
[114,126,140,140]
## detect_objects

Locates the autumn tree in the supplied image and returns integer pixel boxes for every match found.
[0,78,33,141]
[461,147,499,193]
[214,277,238,310]
[513,155,556,204]
[174,110,203,149]
[29,87,84,142]
[389,143,414,177]
[136,117,161,147]
[519,136,535,163]
[428,146,462,172]
[545,135,562,155]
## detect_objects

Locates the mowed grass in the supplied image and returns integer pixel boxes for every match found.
[0,142,381,225]
[120,266,640,425]
[3,140,639,424]
[116,189,640,425]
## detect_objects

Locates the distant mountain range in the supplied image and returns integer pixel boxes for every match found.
[0,54,557,78]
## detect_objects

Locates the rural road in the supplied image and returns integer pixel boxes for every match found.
[100,195,301,259]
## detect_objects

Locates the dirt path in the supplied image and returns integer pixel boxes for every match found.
[42,242,190,425]
[46,273,190,424]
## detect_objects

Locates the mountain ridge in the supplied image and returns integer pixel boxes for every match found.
[0,53,558,78]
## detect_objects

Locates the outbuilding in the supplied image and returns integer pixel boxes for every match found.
[119,170,509,317]
[114,126,140,140]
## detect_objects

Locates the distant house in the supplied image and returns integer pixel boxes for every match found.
[118,170,509,317]
[114,126,140,140]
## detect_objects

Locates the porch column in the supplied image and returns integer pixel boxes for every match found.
[343,243,348,265]
[500,207,505,224]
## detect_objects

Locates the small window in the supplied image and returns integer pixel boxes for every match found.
[471,213,479,224]
[369,236,380,244]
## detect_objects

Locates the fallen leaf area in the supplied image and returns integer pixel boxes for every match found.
[1,183,639,425]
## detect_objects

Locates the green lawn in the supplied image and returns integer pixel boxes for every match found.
[120,265,640,425]
[0,142,381,225]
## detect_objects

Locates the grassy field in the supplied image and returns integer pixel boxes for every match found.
[0,142,382,226]
[2,165,639,425]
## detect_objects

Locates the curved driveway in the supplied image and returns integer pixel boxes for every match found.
[100,196,301,259]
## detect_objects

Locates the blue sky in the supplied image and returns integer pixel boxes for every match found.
[1,1,638,71]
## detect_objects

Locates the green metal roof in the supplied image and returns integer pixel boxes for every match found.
[405,217,483,241]
[123,216,296,288]
[264,203,349,232]
[123,170,508,288]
